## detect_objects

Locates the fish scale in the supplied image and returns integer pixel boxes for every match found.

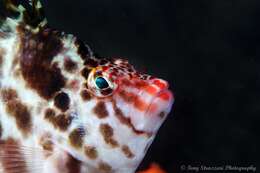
[0,0,174,173]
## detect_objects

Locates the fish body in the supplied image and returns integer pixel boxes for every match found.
[0,1,174,173]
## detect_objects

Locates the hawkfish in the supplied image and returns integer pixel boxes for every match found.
[0,0,174,173]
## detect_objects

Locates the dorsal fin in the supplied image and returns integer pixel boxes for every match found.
[2,0,47,32]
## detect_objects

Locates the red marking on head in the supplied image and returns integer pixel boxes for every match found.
[134,97,149,112]
[118,90,150,112]
[158,92,171,101]
[152,79,168,90]
[134,80,147,89]
[144,85,158,95]
[102,66,109,71]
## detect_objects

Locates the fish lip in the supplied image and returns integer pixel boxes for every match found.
[144,88,174,117]
[126,86,174,132]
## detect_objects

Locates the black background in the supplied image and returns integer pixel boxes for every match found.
[5,0,260,172]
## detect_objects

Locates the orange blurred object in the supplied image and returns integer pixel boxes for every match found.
[138,163,167,173]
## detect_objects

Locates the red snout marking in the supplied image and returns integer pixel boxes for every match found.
[152,79,168,90]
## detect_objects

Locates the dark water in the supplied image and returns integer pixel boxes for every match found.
[4,0,260,172]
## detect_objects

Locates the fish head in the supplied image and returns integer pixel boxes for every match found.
[86,58,174,133]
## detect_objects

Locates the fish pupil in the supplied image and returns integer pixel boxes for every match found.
[95,77,109,89]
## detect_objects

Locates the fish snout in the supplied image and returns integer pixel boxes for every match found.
[131,78,174,133]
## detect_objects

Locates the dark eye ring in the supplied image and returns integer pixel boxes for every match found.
[95,77,109,89]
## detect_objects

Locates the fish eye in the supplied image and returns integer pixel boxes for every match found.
[87,69,116,97]
[95,76,109,90]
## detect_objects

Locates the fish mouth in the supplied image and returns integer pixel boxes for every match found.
[144,88,174,132]
[145,88,174,117]
[130,88,174,133]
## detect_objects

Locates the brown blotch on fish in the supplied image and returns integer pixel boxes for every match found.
[80,90,92,101]
[64,58,78,72]
[66,154,82,173]
[81,67,91,79]
[84,58,99,68]
[98,161,112,173]
[75,38,92,61]
[99,59,109,65]
[99,123,118,147]
[54,92,70,112]
[45,110,72,131]
[0,138,28,173]
[93,102,109,119]
[41,138,53,152]
[69,128,85,149]
[54,114,72,131]
[6,99,32,136]
[121,145,135,158]
[19,28,66,100]
[84,145,98,160]
[44,108,56,119]
[1,88,18,102]
[39,133,53,158]
[39,133,53,151]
